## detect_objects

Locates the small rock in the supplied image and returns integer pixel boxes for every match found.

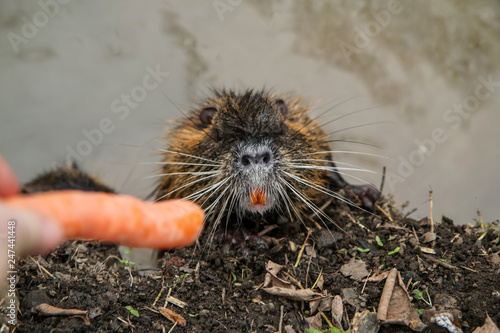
[54,272,72,283]
[422,231,437,243]
[489,253,500,265]
[313,229,342,249]
[341,288,366,308]
[434,294,458,310]
[22,289,51,310]
[104,291,117,304]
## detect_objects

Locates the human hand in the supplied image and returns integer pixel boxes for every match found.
[0,155,63,291]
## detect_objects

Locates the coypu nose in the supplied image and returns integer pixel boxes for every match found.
[240,150,273,167]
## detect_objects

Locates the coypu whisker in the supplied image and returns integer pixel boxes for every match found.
[287,164,379,190]
[284,171,357,207]
[288,95,361,138]
[284,171,377,218]
[276,181,304,225]
[281,177,345,233]
[157,149,222,164]
[144,171,220,179]
[321,121,394,138]
[288,164,382,176]
[304,150,392,160]
[290,159,379,171]
[185,177,231,203]
[325,139,382,150]
[143,161,222,167]
[313,105,384,133]
[154,173,220,202]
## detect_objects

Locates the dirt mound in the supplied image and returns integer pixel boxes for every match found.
[4,195,500,332]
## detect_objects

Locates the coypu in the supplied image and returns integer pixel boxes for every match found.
[154,89,380,235]
[22,89,379,241]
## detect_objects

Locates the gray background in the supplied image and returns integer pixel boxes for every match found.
[1,1,499,224]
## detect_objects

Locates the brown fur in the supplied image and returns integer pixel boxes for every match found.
[154,89,334,225]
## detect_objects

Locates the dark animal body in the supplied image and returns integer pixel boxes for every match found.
[22,163,115,194]
[154,89,379,232]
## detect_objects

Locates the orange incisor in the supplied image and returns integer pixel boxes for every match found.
[250,188,266,205]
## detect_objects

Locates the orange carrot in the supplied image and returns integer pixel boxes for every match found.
[5,190,204,249]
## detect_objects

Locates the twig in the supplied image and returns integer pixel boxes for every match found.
[347,213,374,234]
[163,288,172,308]
[29,256,55,279]
[477,209,485,232]
[429,190,434,233]
[126,266,134,288]
[404,208,417,218]
[320,311,334,328]
[294,229,312,267]
[152,286,165,307]
[376,204,393,222]
[421,254,458,270]
[311,268,323,290]
[379,166,386,194]
[167,322,177,333]
[460,266,478,273]
[278,305,284,333]
[361,270,371,295]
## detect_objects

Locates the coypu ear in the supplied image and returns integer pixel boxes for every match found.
[275,99,288,116]
[199,106,217,125]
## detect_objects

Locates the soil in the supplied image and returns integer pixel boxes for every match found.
[3,192,500,332]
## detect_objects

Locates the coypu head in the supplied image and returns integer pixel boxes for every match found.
[155,89,333,224]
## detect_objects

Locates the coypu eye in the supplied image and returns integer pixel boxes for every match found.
[275,99,287,116]
[199,106,217,125]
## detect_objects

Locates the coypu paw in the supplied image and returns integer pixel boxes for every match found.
[328,170,380,211]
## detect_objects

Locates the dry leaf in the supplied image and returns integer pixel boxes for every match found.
[305,312,323,330]
[266,261,283,275]
[331,295,343,329]
[340,258,369,281]
[263,287,324,301]
[376,268,425,330]
[310,291,330,314]
[263,261,291,288]
[305,244,316,257]
[158,306,186,327]
[35,303,90,325]
[472,314,500,333]
[361,270,390,282]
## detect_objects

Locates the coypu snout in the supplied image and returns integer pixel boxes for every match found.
[234,140,278,214]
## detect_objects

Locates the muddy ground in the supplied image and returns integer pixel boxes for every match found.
[3,192,500,332]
